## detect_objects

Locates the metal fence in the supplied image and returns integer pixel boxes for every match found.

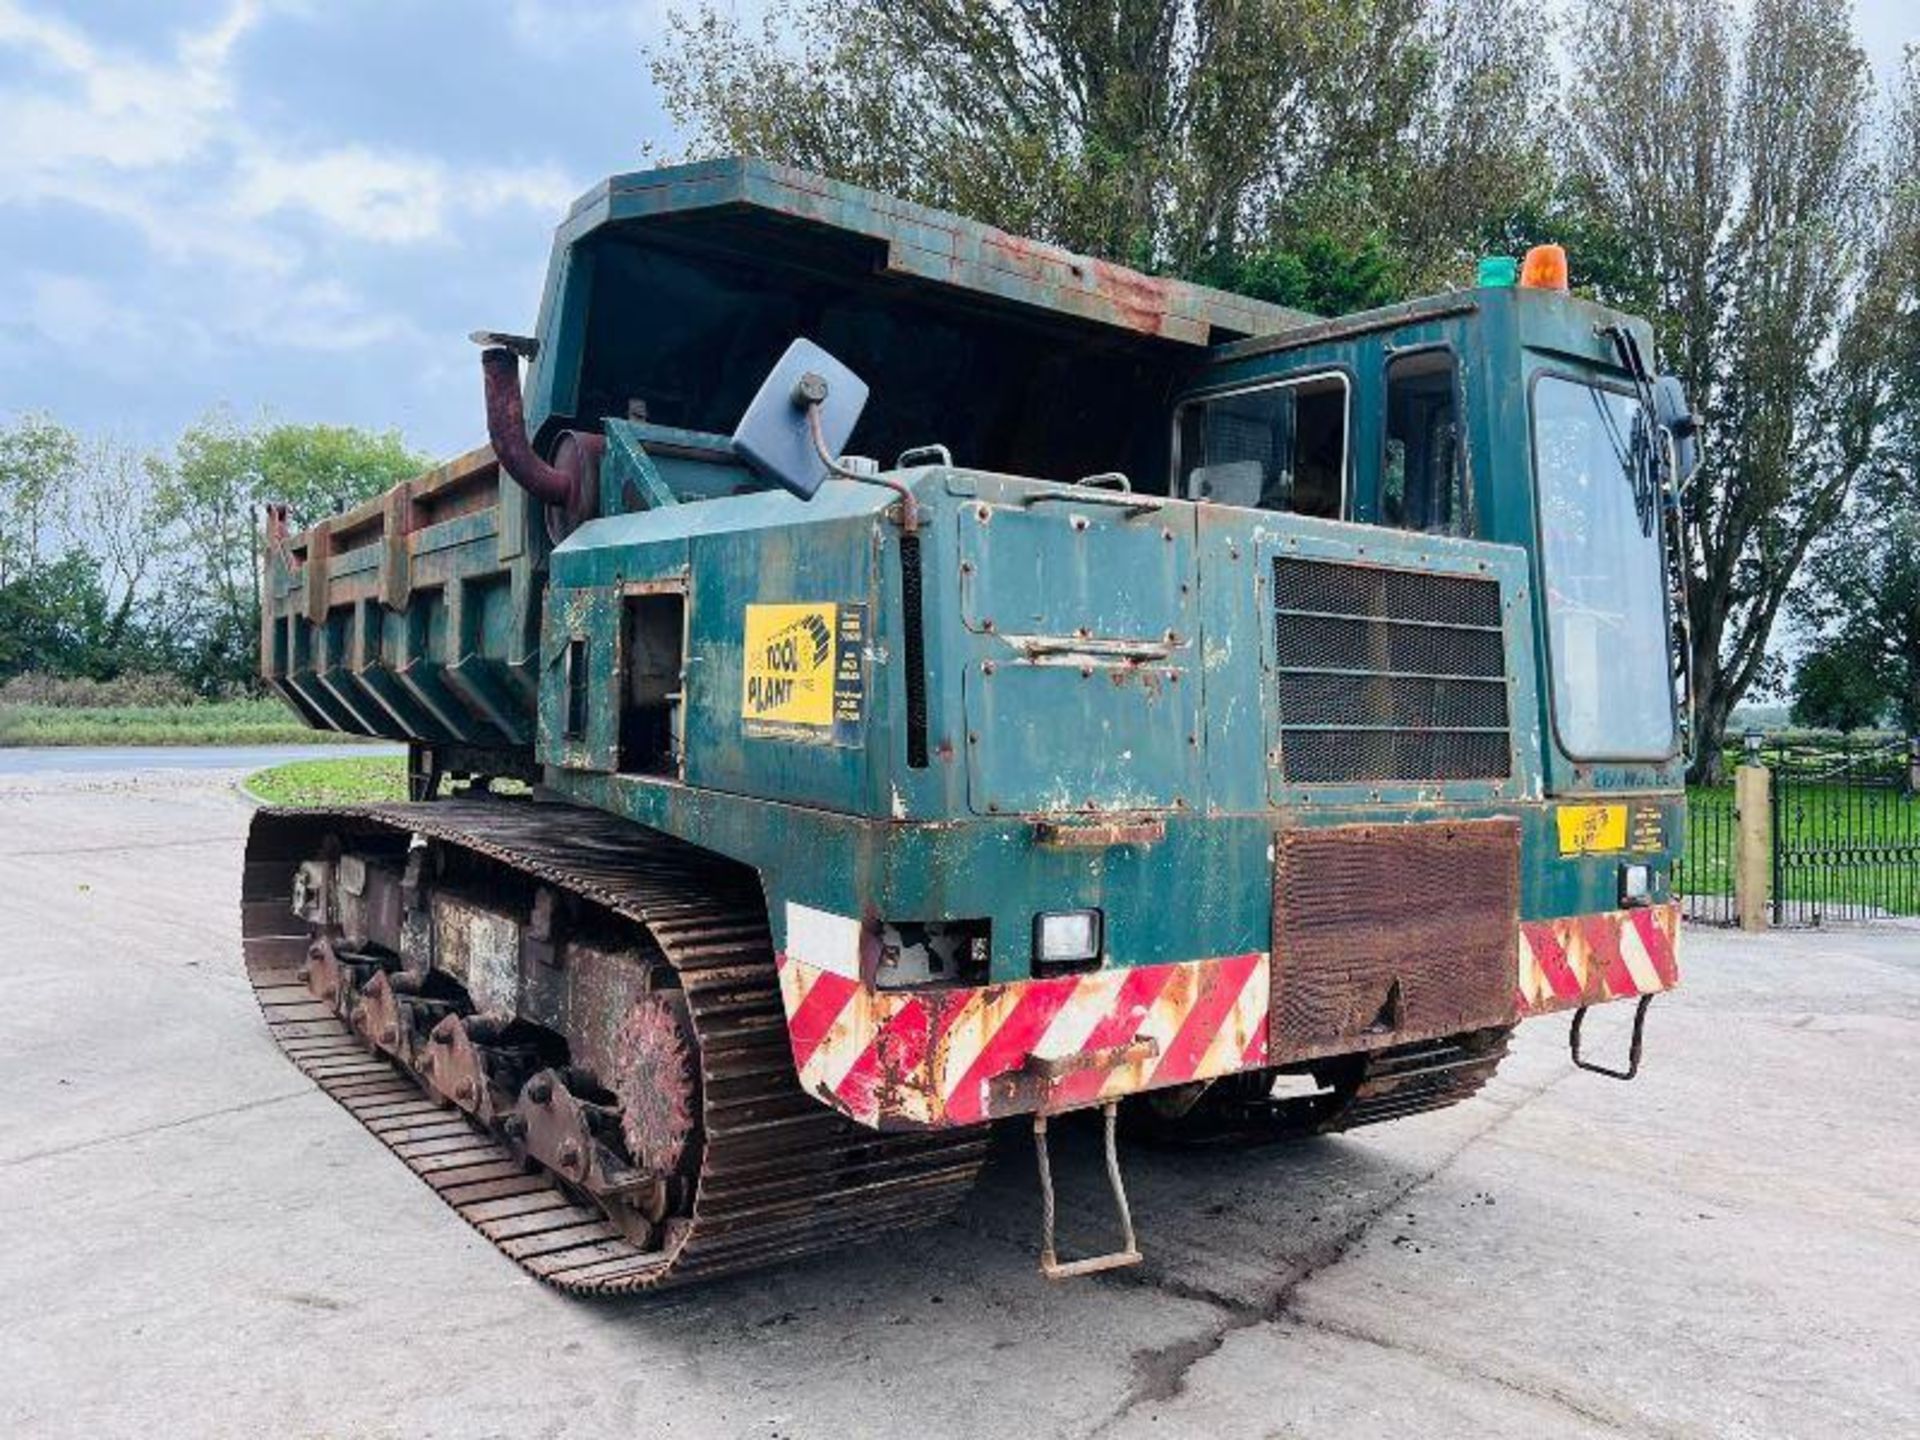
[1677,786,1738,926]
[1769,736,1920,925]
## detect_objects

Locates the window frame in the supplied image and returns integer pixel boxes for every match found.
[1526,367,1681,765]
[1170,367,1354,518]
[1378,342,1473,537]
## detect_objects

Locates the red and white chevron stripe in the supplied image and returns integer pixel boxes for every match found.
[776,901,1678,1129]
[776,905,1268,1128]
[1517,902,1680,1016]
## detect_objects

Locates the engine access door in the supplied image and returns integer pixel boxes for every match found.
[957,494,1201,816]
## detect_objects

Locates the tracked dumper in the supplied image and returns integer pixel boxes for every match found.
[248,160,1697,1291]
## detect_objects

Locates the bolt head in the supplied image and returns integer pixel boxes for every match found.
[526,1075,553,1104]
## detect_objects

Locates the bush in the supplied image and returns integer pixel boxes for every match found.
[0,671,199,708]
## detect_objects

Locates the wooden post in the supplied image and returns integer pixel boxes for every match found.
[1734,759,1771,931]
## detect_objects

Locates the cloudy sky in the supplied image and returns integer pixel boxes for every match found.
[1,0,1915,461]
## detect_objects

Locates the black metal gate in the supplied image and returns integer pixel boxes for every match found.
[1678,786,1737,926]
[1770,737,1920,925]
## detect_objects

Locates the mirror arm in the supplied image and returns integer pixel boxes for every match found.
[805,401,919,534]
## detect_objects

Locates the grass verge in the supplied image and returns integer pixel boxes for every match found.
[246,755,409,805]
[0,698,358,747]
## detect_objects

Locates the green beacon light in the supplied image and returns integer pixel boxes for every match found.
[1477,255,1519,288]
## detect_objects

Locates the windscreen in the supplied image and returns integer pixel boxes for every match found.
[1532,375,1674,759]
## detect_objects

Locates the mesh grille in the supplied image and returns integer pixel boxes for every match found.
[1271,820,1520,1060]
[1274,561,1501,628]
[1272,557,1509,784]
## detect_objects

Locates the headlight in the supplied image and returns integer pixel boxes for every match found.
[1033,909,1102,971]
[1619,863,1653,907]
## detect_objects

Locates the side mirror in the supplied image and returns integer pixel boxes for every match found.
[731,338,870,499]
[1652,374,1701,486]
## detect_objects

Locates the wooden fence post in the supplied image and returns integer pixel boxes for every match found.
[1734,754,1771,932]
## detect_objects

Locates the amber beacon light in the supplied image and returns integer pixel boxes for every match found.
[1519,243,1570,291]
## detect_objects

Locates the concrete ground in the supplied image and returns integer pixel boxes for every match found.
[0,759,1915,1440]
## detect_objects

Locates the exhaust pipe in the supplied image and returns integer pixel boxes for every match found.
[474,333,579,509]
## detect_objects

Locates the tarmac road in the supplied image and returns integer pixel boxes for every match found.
[0,742,398,775]
[1,759,1915,1440]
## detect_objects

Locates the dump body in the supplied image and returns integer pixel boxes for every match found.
[262,159,1682,1138]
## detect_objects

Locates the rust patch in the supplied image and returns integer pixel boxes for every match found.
[353,970,409,1059]
[1271,819,1519,1062]
[1032,817,1167,848]
[614,992,701,1176]
[1088,257,1173,336]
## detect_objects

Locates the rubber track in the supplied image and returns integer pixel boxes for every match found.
[1133,1028,1511,1148]
[242,798,988,1295]
[1315,1030,1511,1133]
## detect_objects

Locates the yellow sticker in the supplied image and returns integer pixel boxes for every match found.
[741,602,866,742]
[1556,803,1628,856]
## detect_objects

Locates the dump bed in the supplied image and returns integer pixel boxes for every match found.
[261,445,544,749]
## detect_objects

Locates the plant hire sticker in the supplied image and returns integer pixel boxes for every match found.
[741,602,866,745]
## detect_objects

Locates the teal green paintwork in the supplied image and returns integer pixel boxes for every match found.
[262,160,1686,990]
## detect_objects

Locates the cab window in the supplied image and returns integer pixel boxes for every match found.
[1175,373,1346,517]
[1382,350,1466,534]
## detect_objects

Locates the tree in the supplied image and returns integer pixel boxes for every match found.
[156,414,425,692]
[1195,225,1405,317]
[646,0,1550,293]
[1562,0,1919,778]
[1789,640,1889,732]
[1797,479,1920,736]
[60,436,170,660]
[259,423,424,529]
[0,551,119,680]
[0,417,180,681]
[0,414,78,588]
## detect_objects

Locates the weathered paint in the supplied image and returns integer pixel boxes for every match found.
[776,934,1269,1129]
[431,892,521,1015]
[1517,902,1681,1015]
[775,897,1681,1129]
[259,160,1689,1134]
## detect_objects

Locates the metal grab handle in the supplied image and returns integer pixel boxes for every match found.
[1019,488,1164,515]
[1074,471,1133,492]
[894,444,952,469]
[1569,994,1653,1081]
[1012,635,1174,662]
[1034,1101,1142,1279]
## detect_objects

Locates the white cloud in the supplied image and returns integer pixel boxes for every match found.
[0,1,573,257]
[0,0,248,177]
[237,276,423,352]
[25,272,118,348]
[234,146,574,245]
[0,0,588,399]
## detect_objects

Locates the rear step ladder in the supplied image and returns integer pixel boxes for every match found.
[1033,1101,1142,1279]
[1570,994,1655,1080]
